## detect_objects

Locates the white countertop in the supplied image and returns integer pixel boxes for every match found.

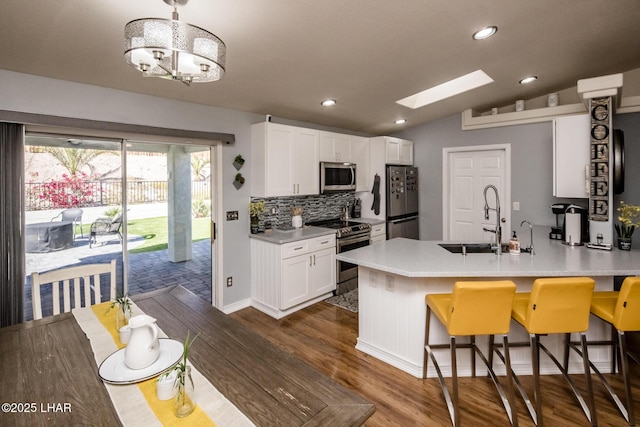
[337,227,640,278]
[249,226,336,244]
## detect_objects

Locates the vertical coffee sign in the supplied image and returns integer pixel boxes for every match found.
[589,97,611,221]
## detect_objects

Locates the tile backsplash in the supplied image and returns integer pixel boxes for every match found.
[251,193,356,230]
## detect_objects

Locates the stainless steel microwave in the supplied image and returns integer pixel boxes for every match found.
[320,162,356,193]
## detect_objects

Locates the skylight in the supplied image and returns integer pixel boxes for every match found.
[396,70,494,109]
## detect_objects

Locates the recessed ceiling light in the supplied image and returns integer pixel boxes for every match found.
[397,70,494,109]
[519,76,538,85]
[321,99,336,107]
[472,26,497,40]
[394,119,407,125]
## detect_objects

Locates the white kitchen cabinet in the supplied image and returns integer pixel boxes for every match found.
[553,114,590,198]
[351,136,370,192]
[370,223,386,244]
[251,234,336,319]
[251,122,319,197]
[384,137,414,165]
[319,131,352,162]
[320,131,370,191]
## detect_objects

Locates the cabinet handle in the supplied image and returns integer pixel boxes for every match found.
[314,254,316,265]
[293,246,304,251]
[320,240,329,244]
[309,255,313,266]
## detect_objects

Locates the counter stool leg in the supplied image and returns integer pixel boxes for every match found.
[619,331,635,425]
[470,335,476,378]
[502,334,519,427]
[423,306,432,379]
[531,334,543,426]
[450,336,460,425]
[580,332,598,426]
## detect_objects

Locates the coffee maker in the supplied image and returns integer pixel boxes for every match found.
[550,203,571,240]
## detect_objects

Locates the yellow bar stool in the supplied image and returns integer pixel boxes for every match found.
[509,277,596,427]
[423,280,518,426]
[579,276,640,425]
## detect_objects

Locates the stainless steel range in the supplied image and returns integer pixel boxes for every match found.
[308,219,371,295]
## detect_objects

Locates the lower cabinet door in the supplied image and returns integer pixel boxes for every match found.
[281,254,311,310]
[309,247,336,296]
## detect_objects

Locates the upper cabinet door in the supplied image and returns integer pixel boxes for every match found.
[319,131,352,162]
[252,123,319,197]
[265,124,296,196]
[553,114,590,198]
[294,127,319,195]
[385,137,414,165]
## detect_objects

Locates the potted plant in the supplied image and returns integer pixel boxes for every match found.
[249,201,266,234]
[233,154,245,170]
[173,331,198,418]
[615,201,640,250]
[108,290,132,330]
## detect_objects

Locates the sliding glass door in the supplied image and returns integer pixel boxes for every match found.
[24,134,124,320]
[124,141,213,302]
[24,134,216,321]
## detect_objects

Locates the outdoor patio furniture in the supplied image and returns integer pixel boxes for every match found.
[51,208,84,239]
[25,221,74,253]
[89,214,123,248]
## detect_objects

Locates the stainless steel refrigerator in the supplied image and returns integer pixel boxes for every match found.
[386,165,419,240]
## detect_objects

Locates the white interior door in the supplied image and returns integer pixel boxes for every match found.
[444,145,510,242]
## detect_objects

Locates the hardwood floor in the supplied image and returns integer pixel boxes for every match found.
[230,301,640,426]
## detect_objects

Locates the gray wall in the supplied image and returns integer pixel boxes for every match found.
[0,70,262,307]
[394,111,640,246]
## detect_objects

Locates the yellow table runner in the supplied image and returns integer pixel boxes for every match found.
[73,302,254,427]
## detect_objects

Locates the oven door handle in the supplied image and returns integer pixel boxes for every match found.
[338,233,370,248]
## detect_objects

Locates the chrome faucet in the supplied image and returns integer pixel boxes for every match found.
[482,184,502,255]
[520,220,535,255]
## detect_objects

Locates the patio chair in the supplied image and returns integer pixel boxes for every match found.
[31,259,117,320]
[89,214,123,248]
[51,208,83,239]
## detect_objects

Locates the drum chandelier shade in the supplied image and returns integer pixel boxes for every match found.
[124,0,226,85]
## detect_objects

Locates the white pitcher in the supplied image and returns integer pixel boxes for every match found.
[124,314,160,370]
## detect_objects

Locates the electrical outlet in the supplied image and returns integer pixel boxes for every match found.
[226,211,239,221]
[370,271,378,287]
[226,276,233,287]
[385,276,394,292]
[513,202,520,211]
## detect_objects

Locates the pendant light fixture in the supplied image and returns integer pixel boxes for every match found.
[124,0,226,85]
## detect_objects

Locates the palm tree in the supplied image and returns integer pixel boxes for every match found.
[43,147,108,177]
[191,153,210,181]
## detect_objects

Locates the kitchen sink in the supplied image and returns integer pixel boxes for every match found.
[438,243,510,254]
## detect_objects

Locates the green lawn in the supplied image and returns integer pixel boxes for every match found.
[125,216,210,254]
[79,215,210,253]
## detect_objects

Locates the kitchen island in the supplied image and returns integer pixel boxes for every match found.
[336,227,640,378]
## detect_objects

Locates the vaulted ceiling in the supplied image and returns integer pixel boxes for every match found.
[1,0,639,135]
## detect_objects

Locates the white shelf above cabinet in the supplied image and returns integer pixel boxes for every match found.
[462,104,587,130]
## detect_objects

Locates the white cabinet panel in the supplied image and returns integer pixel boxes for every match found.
[282,254,312,309]
[553,114,590,198]
[384,137,414,165]
[351,136,370,191]
[252,122,319,197]
[251,235,336,317]
[319,131,352,162]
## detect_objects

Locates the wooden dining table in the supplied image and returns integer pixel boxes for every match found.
[0,286,375,426]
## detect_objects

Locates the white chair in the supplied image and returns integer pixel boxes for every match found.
[51,208,84,239]
[31,259,117,320]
